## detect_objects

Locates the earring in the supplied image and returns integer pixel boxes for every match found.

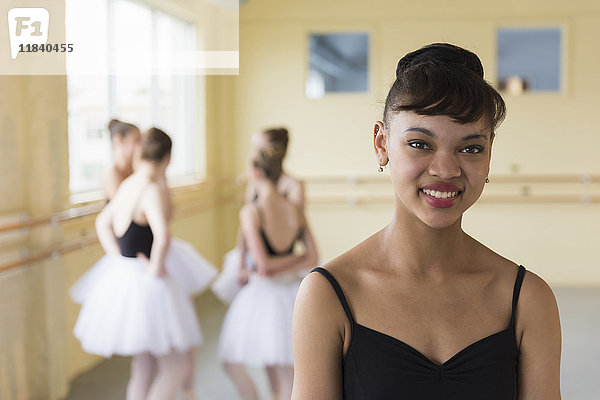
[378,165,384,173]
[485,177,490,183]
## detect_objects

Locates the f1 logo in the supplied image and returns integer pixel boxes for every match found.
[7,8,49,60]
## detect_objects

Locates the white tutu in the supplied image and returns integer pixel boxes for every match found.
[70,239,217,357]
[211,248,312,304]
[211,248,252,304]
[71,238,217,303]
[164,239,218,296]
[217,272,300,366]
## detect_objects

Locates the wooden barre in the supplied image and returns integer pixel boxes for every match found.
[0,203,103,234]
[0,235,99,273]
[0,179,240,234]
[307,193,600,204]
[0,194,239,272]
[302,174,600,185]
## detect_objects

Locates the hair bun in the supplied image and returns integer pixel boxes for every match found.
[262,145,285,160]
[396,43,484,79]
[108,119,121,130]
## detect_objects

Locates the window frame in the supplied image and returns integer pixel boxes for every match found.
[66,0,206,204]
[494,23,568,96]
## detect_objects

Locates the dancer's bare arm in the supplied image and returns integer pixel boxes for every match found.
[286,179,305,210]
[516,271,562,399]
[141,184,171,276]
[95,202,121,256]
[292,272,344,399]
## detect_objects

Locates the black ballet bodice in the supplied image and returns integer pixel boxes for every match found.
[117,221,153,258]
[311,265,526,400]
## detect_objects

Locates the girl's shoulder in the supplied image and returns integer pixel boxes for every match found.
[473,242,556,325]
[316,232,382,290]
[279,174,305,205]
[239,203,260,224]
[280,172,302,185]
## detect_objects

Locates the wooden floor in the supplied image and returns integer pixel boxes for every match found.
[64,287,600,400]
[64,292,272,400]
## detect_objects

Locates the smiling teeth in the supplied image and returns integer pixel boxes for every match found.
[422,189,459,198]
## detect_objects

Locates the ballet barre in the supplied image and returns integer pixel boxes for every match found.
[302,173,600,205]
[306,193,600,205]
[0,190,239,273]
[0,203,103,234]
[301,174,600,185]
[0,178,236,235]
[0,235,99,273]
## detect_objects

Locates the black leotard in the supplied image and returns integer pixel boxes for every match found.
[260,228,296,256]
[117,221,153,258]
[311,265,526,400]
[252,192,302,256]
[256,207,303,256]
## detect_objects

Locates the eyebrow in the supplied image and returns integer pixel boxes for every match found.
[403,127,435,137]
[462,133,489,141]
[403,127,489,141]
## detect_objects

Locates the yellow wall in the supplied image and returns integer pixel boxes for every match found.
[2,0,600,398]
[0,2,241,399]
[0,83,240,400]
[0,82,242,400]
[232,0,600,285]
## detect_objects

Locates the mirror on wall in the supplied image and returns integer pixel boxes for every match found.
[497,27,562,94]
[306,32,369,99]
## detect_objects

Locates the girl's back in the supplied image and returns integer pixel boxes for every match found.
[252,189,302,254]
[110,174,151,237]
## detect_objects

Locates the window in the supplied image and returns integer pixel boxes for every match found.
[66,0,200,195]
[306,32,369,99]
[497,27,562,94]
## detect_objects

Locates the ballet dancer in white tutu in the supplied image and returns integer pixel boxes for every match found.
[103,119,141,200]
[212,128,305,303]
[71,128,216,400]
[217,145,319,400]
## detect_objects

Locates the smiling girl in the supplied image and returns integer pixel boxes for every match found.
[291,43,561,399]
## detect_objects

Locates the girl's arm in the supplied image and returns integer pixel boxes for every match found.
[236,228,247,269]
[292,272,344,399]
[140,184,171,276]
[95,202,121,256]
[239,205,306,275]
[516,271,562,399]
[244,179,257,203]
[235,227,250,284]
[239,181,255,270]
[287,178,305,211]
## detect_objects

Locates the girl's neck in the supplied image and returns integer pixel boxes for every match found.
[136,161,165,181]
[255,178,278,199]
[113,153,132,174]
[381,208,474,278]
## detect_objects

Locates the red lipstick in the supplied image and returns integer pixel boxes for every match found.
[420,183,462,209]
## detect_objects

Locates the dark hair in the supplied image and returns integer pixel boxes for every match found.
[262,127,289,158]
[253,147,285,184]
[108,119,138,140]
[383,43,506,135]
[141,127,172,161]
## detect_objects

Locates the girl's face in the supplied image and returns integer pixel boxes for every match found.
[375,111,493,229]
[115,128,141,161]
